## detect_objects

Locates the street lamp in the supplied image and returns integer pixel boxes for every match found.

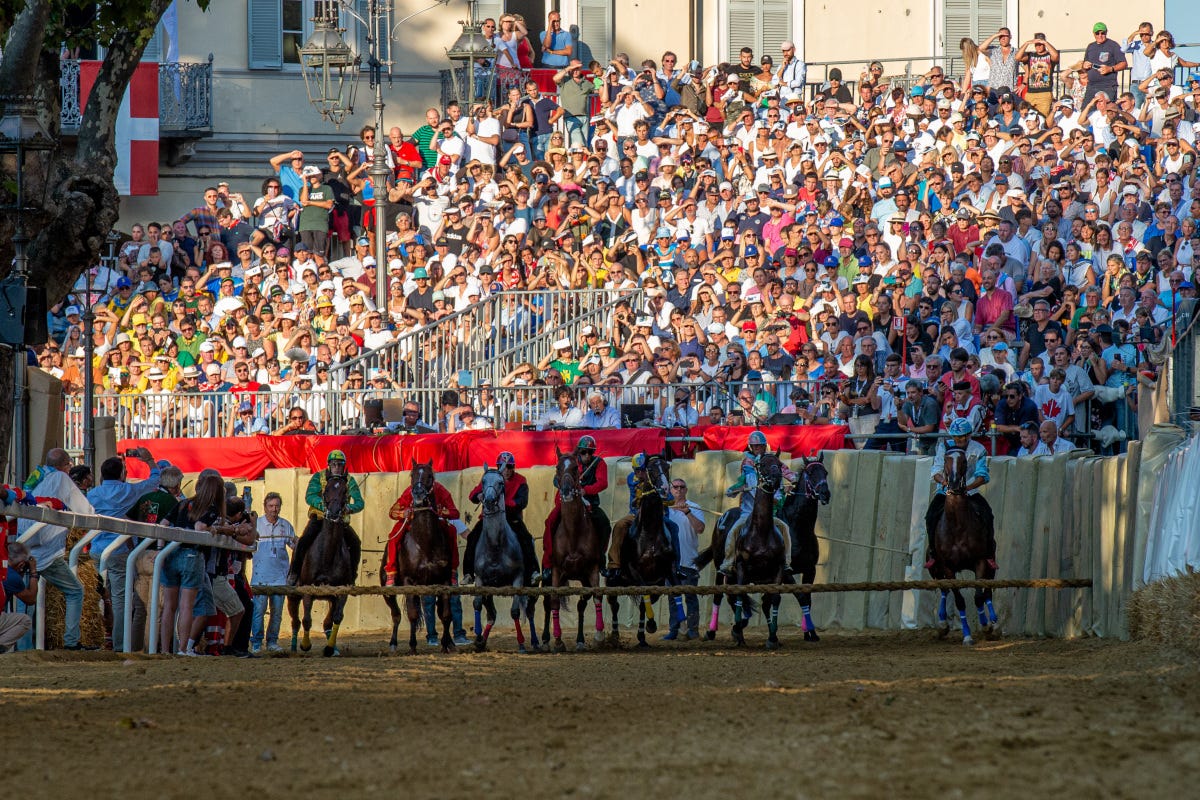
[0,94,54,482]
[300,0,449,321]
[445,0,498,112]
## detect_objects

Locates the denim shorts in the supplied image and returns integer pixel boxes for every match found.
[193,573,216,617]
[160,548,204,590]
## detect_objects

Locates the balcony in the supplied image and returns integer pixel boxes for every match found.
[59,56,213,137]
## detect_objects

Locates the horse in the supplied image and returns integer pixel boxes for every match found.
[288,474,356,657]
[779,457,831,642]
[607,454,685,648]
[472,466,539,653]
[929,449,999,646]
[696,451,791,649]
[383,460,456,654]
[548,448,608,653]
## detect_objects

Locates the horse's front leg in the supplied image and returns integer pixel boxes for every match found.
[731,565,747,647]
[405,594,420,655]
[300,597,313,652]
[707,572,724,641]
[288,596,301,653]
[765,592,781,651]
[951,587,972,646]
[796,567,818,642]
[643,593,657,634]
[575,590,588,652]
[592,573,605,646]
[439,592,454,653]
[551,572,565,653]
[323,597,346,657]
[476,596,497,652]
[607,594,621,647]
[936,589,950,639]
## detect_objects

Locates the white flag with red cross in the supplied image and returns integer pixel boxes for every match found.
[78,61,159,196]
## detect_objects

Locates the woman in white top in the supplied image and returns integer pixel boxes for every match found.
[1144,30,1200,74]
[629,193,658,246]
[959,38,990,90]
[494,14,524,70]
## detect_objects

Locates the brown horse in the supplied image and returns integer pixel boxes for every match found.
[383,460,456,654]
[549,448,607,653]
[289,474,356,657]
[929,448,999,646]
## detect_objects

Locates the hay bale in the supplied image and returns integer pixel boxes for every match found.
[43,529,107,649]
[1128,572,1200,658]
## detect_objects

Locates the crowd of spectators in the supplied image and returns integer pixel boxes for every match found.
[36,17,1200,453]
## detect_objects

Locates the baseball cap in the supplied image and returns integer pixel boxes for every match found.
[1092,22,1107,34]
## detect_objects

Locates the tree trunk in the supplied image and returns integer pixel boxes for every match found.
[0,0,175,477]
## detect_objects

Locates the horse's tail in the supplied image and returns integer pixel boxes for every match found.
[694,546,714,570]
[741,594,758,616]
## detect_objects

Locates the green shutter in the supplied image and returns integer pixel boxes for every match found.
[578,0,612,65]
[760,0,792,59]
[727,0,757,63]
[248,0,284,70]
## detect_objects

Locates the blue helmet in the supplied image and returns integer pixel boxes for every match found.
[497,451,516,468]
[948,418,974,437]
[631,453,648,470]
[748,430,768,447]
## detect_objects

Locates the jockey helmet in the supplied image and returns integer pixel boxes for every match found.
[747,430,768,448]
[576,434,597,453]
[631,452,648,470]
[947,418,974,438]
[327,449,347,464]
[497,451,516,469]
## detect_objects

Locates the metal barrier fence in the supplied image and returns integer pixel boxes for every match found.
[61,378,910,443]
[59,57,214,134]
[335,288,642,390]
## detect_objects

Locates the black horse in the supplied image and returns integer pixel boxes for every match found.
[929,449,999,646]
[779,457,831,641]
[288,474,356,657]
[696,451,792,649]
[607,454,683,648]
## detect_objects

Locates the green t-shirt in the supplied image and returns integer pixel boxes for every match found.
[556,76,595,117]
[550,358,583,384]
[298,185,331,231]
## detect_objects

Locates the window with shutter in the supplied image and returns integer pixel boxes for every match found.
[975,0,1006,41]
[577,0,611,65]
[354,0,390,69]
[726,0,792,63]
[248,0,284,70]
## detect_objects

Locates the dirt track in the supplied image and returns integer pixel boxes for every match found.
[2,630,1196,799]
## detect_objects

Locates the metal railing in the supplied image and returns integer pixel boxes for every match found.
[1167,298,1199,433]
[803,43,1200,103]
[336,288,642,390]
[59,57,213,134]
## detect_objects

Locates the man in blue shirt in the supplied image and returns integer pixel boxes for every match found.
[87,448,161,652]
[538,11,572,68]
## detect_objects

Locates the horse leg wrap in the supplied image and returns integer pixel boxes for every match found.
[514,619,525,645]
[938,591,948,623]
[474,609,482,638]
[977,606,989,626]
[768,605,779,636]
[801,604,814,633]
[733,598,743,625]
[643,596,655,621]
[552,610,562,640]
[709,605,720,631]
[985,599,998,624]
[482,622,494,642]
[594,600,604,632]
[328,623,339,647]
[958,610,971,640]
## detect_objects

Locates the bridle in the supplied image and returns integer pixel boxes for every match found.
[481,468,506,517]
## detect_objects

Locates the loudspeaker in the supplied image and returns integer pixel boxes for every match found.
[0,276,26,346]
[24,285,47,345]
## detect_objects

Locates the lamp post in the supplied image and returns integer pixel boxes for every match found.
[0,94,54,482]
[300,0,449,323]
[445,0,498,112]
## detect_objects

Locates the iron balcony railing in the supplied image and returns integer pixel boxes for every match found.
[59,56,213,134]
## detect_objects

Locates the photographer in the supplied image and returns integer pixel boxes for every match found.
[1,541,38,653]
[865,354,907,451]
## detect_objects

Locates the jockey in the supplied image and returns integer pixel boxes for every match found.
[287,450,365,586]
[541,434,611,580]
[604,453,650,579]
[925,417,998,571]
[383,468,461,587]
[463,452,540,585]
[717,430,795,576]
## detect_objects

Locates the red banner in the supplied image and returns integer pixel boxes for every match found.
[122,426,849,480]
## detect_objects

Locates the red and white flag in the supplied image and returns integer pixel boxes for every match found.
[78,61,159,196]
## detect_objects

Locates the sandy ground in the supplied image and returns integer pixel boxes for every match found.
[2,629,1197,800]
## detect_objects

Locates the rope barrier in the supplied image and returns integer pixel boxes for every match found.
[255,577,1092,598]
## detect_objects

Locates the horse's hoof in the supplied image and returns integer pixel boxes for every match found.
[765,639,780,651]
[645,618,658,634]
[734,638,746,648]
[552,641,566,654]
[594,631,605,645]
[803,629,820,643]
[705,629,717,641]
[408,647,417,656]
[474,637,487,653]
[636,639,650,650]
[962,636,975,647]
[518,644,528,654]
[388,643,397,654]
[575,641,587,653]
[986,625,1002,641]
[936,624,950,640]
[606,632,621,648]
[299,641,312,653]
[322,646,339,657]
